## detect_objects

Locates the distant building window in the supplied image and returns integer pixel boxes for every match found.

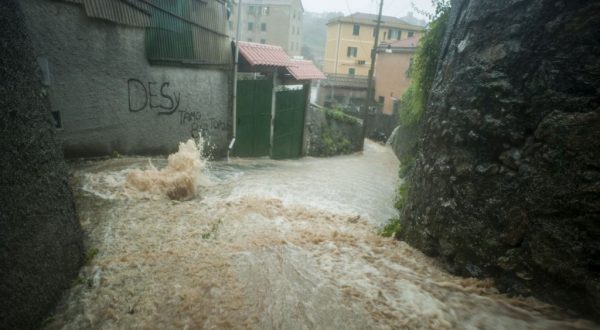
[262,6,270,15]
[357,60,366,65]
[347,46,358,57]
[248,5,255,14]
[248,22,254,31]
[348,68,356,75]
[260,39,266,44]
[261,23,267,31]
[378,96,385,104]
[248,38,253,42]
[383,31,387,40]
[389,28,401,40]
[353,24,360,36]
[408,31,415,38]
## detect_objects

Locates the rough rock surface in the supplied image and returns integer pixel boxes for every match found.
[399,0,600,318]
[305,105,363,157]
[0,1,84,328]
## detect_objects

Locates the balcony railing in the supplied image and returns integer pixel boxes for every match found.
[320,73,368,88]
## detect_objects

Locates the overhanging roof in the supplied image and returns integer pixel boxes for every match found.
[238,41,291,67]
[237,42,325,81]
[287,59,326,80]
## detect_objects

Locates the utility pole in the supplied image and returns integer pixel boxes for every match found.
[361,0,383,149]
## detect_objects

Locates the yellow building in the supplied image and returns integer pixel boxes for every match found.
[323,13,425,77]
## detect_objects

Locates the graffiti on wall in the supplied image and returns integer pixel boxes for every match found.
[128,79,181,114]
[127,78,228,138]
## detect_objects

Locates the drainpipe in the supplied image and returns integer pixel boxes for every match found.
[228,0,243,161]
[269,69,278,157]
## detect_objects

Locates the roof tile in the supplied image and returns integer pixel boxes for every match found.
[238,41,291,67]
[287,59,326,80]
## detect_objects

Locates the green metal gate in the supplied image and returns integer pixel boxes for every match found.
[272,88,307,159]
[233,79,272,157]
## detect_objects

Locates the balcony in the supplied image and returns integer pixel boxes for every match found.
[320,73,368,89]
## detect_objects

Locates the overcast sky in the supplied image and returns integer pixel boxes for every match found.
[301,0,435,20]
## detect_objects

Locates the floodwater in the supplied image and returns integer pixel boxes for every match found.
[46,140,598,329]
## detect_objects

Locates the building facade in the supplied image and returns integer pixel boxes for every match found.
[21,0,231,157]
[374,37,420,115]
[230,0,303,56]
[323,13,424,77]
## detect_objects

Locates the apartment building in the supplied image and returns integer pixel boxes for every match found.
[230,0,303,56]
[323,13,425,77]
[375,37,420,115]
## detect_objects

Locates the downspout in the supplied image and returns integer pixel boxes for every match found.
[269,69,278,157]
[228,0,243,161]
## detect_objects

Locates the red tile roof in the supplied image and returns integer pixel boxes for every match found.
[287,59,326,81]
[238,41,291,67]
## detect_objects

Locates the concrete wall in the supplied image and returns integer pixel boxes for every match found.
[0,1,83,328]
[21,0,231,158]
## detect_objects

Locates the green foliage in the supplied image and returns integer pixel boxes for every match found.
[399,9,450,128]
[394,182,410,211]
[315,127,352,157]
[379,218,402,237]
[398,155,415,179]
[85,247,99,265]
[323,107,361,125]
[394,5,450,217]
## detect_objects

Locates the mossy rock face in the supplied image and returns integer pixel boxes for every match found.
[0,1,84,328]
[398,0,600,319]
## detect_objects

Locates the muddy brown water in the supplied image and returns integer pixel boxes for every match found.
[46,140,598,329]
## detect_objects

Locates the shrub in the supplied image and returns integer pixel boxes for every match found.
[395,3,450,214]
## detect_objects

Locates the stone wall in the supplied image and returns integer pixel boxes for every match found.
[20,0,231,158]
[305,105,363,157]
[399,0,600,318]
[0,0,84,328]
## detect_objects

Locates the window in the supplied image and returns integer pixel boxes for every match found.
[248,22,254,31]
[378,96,385,104]
[348,68,356,75]
[347,46,357,57]
[248,5,255,15]
[408,31,414,38]
[262,6,270,15]
[353,24,360,36]
[260,39,266,44]
[357,60,366,65]
[247,38,253,42]
[389,28,400,40]
[383,31,387,40]
[261,23,267,31]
